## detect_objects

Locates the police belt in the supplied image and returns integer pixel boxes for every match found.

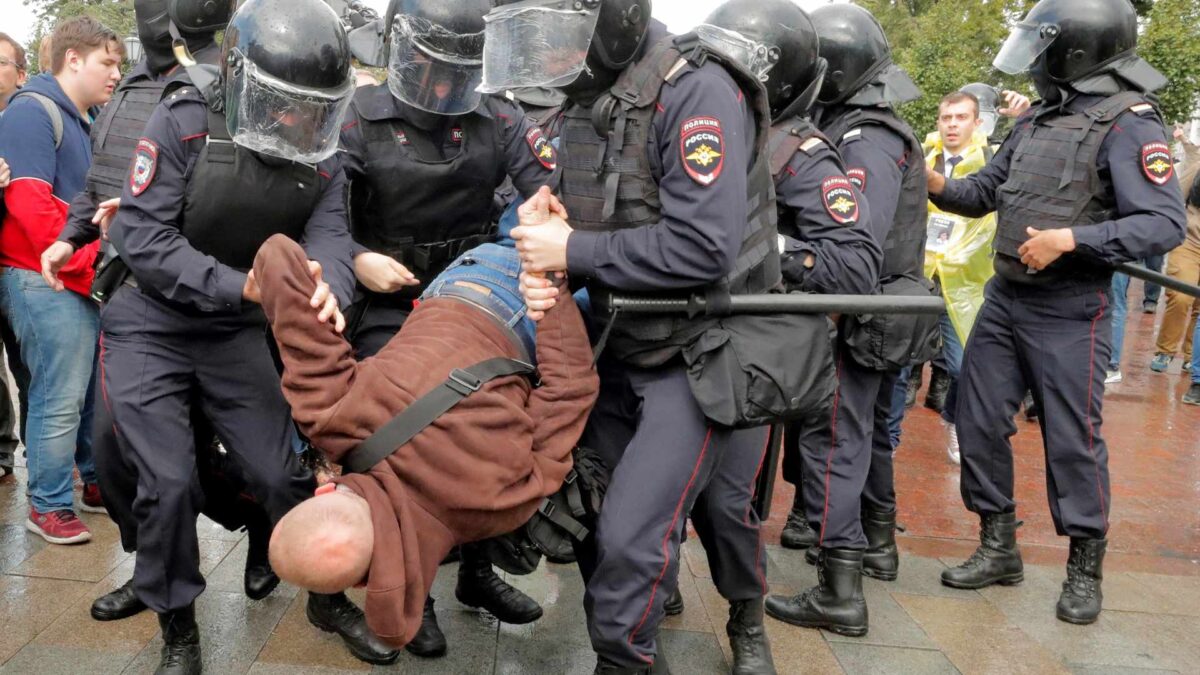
[341,357,538,474]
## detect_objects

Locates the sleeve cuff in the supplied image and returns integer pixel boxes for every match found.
[566,230,601,279]
[350,239,370,260]
[215,270,247,312]
[1069,225,1107,259]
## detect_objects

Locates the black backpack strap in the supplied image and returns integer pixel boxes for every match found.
[342,357,536,474]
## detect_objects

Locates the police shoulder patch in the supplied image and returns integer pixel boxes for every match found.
[525,127,556,171]
[680,116,725,186]
[450,127,464,144]
[1141,141,1174,185]
[846,168,867,192]
[822,176,860,225]
[129,138,158,197]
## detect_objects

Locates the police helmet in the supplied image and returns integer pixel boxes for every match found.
[383,0,491,115]
[221,0,355,163]
[810,4,919,107]
[959,82,1001,137]
[993,0,1137,83]
[700,0,825,122]
[169,0,235,35]
[135,0,232,74]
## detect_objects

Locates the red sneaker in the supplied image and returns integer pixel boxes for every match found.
[81,483,107,514]
[26,507,92,544]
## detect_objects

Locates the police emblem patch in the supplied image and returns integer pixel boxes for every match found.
[680,116,724,186]
[846,168,867,192]
[450,128,464,144]
[1141,142,1173,185]
[822,176,860,225]
[395,131,410,145]
[525,127,557,170]
[129,138,158,197]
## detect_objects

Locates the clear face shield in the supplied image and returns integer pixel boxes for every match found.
[478,0,601,94]
[694,24,780,83]
[387,14,486,115]
[993,21,1060,75]
[226,52,354,164]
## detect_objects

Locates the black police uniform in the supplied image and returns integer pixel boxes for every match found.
[786,105,930,555]
[338,87,558,357]
[933,95,1187,538]
[104,86,356,613]
[562,23,777,668]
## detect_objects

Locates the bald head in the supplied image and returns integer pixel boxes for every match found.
[269,487,374,594]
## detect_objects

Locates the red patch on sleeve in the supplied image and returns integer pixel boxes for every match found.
[680,116,724,186]
[129,139,158,197]
[1141,142,1174,185]
[525,127,557,171]
[822,176,860,225]
[846,168,867,192]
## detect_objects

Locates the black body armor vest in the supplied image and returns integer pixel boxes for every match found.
[181,106,320,270]
[89,76,168,202]
[823,107,928,282]
[558,34,780,367]
[994,92,1151,283]
[349,89,507,298]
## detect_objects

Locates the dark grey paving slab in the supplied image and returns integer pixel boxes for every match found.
[658,627,727,675]
[0,523,46,573]
[829,642,960,675]
[204,537,300,601]
[822,582,936,650]
[0,644,136,675]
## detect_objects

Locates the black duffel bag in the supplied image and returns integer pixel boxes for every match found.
[842,275,942,371]
[682,308,837,429]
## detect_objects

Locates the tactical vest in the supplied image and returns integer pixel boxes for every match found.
[823,107,928,282]
[181,104,320,270]
[349,93,506,298]
[558,34,779,367]
[769,116,841,240]
[88,76,169,202]
[994,92,1150,263]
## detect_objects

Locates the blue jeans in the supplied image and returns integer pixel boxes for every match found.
[1143,254,1164,304]
[887,311,967,446]
[1110,272,1131,370]
[0,267,98,512]
[422,243,536,363]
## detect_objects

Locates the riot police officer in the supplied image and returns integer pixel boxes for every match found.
[928,0,1186,624]
[99,0,399,671]
[337,0,559,658]
[491,0,780,671]
[765,3,939,637]
[44,0,282,627]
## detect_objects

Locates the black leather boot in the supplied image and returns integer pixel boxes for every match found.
[780,492,818,550]
[663,587,684,616]
[727,598,777,674]
[940,512,1024,589]
[593,655,651,674]
[243,514,279,601]
[156,605,202,675]
[91,578,147,621]
[905,365,922,409]
[861,508,899,581]
[924,366,950,413]
[306,592,400,665]
[804,545,818,566]
[455,553,543,624]
[1056,537,1106,625]
[405,596,448,657]
[765,548,867,637]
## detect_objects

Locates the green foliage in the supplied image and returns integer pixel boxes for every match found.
[1139,0,1200,123]
[23,0,136,73]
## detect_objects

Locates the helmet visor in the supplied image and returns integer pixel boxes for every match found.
[695,24,779,83]
[993,22,1059,75]
[388,14,486,115]
[478,0,600,94]
[227,54,354,164]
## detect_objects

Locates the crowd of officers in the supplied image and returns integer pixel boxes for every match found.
[0,0,1191,673]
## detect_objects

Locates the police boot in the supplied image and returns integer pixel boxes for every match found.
[764,548,867,637]
[779,492,818,550]
[1056,538,1106,625]
[405,596,448,658]
[455,555,543,624]
[243,514,280,601]
[663,587,684,616]
[155,605,201,675]
[905,365,923,409]
[861,508,899,581]
[940,512,1024,589]
[924,366,950,413]
[91,578,147,621]
[727,598,777,674]
[306,592,400,665]
[593,655,651,674]
[804,545,818,566]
